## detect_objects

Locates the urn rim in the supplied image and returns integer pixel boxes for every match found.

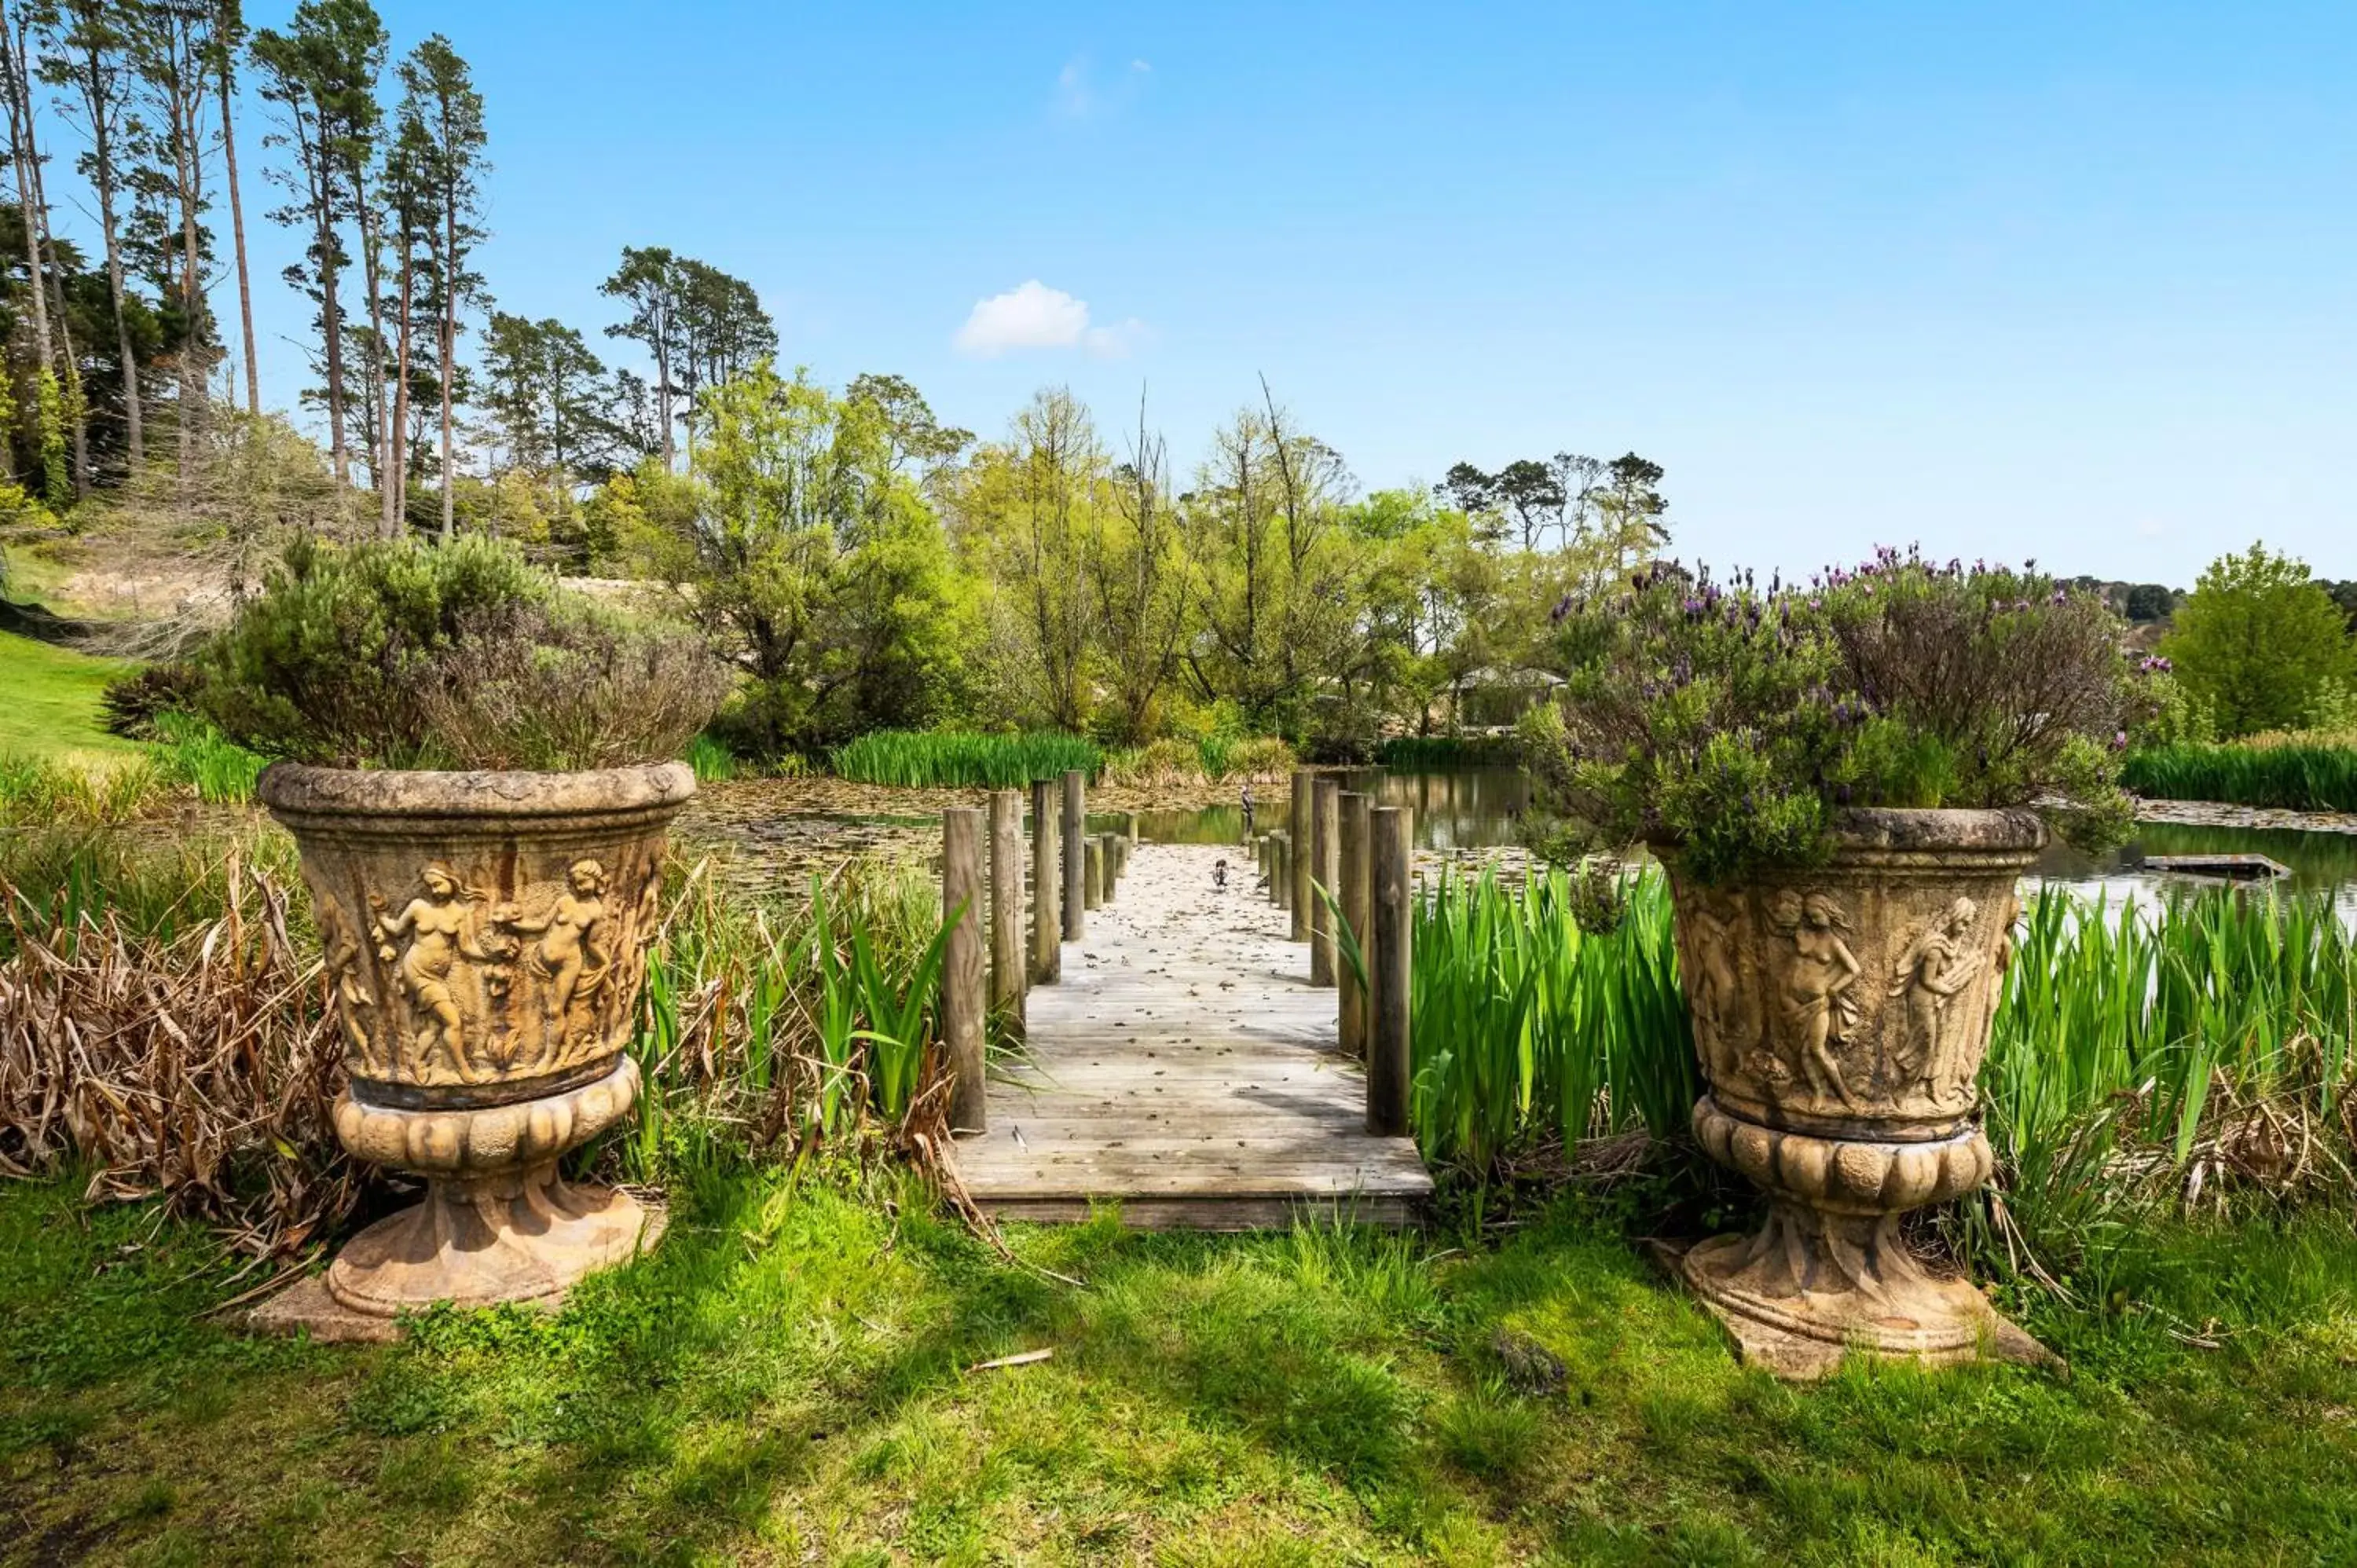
[258,760,696,823]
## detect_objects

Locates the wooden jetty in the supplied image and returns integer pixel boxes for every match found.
[955,840,1432,1229]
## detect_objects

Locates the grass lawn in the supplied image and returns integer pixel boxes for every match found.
[0,629,137,764]
[4,1169,2355,1566]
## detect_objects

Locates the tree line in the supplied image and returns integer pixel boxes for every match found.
[0,0,784,539]
[581,367,1673,759]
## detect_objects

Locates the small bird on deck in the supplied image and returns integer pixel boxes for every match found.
[1213,858,1228,890]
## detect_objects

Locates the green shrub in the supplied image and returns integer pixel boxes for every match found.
[827,730,1101,789]
[195,535,727,771]
[1223,736,1298,780]
[1103,737,1200,786]
[1538,549,2135,883]
[99,662,203,740]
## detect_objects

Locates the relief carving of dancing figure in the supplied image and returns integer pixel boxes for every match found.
[1683,896,1747,1083]
[1775,890,1863,1108]
[1890,897,1985,1098]
[317,897,383,1075]
[371,863,499,1083]
[497,859,614,1069]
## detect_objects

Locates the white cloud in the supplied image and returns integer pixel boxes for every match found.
[954,281,1147,359]
[1054,57,1093,118]
[1053,54,1151,119]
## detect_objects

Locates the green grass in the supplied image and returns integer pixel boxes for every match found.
[0,629,137,764]
[829,729,1103,789]
[5,1171,2356,1564]
[2124,742,2357,811]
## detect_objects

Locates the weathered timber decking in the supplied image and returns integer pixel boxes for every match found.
[955,841,1432,1229]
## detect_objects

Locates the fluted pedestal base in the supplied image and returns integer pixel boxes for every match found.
[326,1160,662,1317]
[1678,1205,2053,1378]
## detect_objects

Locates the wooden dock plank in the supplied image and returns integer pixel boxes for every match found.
[955,841,1431,1229]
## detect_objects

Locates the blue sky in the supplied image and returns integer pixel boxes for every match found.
[230,2,2355,585]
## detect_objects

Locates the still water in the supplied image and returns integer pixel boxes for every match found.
[1127,768,2357,904]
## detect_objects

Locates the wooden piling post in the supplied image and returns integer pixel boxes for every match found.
[989,789,1025,1035]
[1255,833,1269,888]
[942,807,986,1134]
[1083,837,1105,910]
[1061,770,1086,940]
[1031,779,1061,984]
[1338,790,1370,1058]
[1272,830,1291,908]
[1368,805,1413,1138]
[1288,772,1314,941]
[1310,777,1339,986]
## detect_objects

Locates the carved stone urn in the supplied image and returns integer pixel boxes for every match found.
[259,762,693,1322]
[1665,807,2051,1376]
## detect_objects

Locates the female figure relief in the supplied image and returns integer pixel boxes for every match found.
[1684,897,1747,1083]
[1890,897,1983,1099]
[371,864,493,1083]
[1779,891,1863,1108]
[500,859,612,1068]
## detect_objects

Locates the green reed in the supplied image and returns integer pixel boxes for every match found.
[827,729,1102,789]
[2124,742,2357,811]
[1406,865,2357,1291]
[1409,867,1695,1175]
[148,711,269,805]
[621,854,955,1183]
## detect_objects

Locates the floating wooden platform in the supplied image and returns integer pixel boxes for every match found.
[955,842,1432,1229]
[2141,852,2293,881]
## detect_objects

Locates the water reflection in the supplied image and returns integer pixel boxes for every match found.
[1131,768,2357,907]
[1131,766,1533,851]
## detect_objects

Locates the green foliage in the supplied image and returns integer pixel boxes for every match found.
[2159,542,2357,738]
[1409,866,1696,1177]
[2123,661,2213,749]
[1973,889,2357,1299]
[2123,742,2357,811]
[35,369,68,511]
[148,713,269,805]
[1540,549,2135,884]
[194,534,724,769]
[626,365,967,758]
[827,729,1102,789]
[684,732,738,782]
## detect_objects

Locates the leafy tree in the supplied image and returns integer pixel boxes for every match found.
[2124,583,2174,623]
[2322,580,2357,637]
[480,311,612,522]
[599,245,683,468]
[2160,543,2357,738]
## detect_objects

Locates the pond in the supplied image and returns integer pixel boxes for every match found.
[1127,767,2357,907]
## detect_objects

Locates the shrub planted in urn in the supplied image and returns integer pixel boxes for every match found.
[202,537,730,1332]
[1534,549,2139,1374]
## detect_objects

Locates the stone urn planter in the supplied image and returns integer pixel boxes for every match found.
[1665,807,2053,1376]
[258,761,693,1324]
